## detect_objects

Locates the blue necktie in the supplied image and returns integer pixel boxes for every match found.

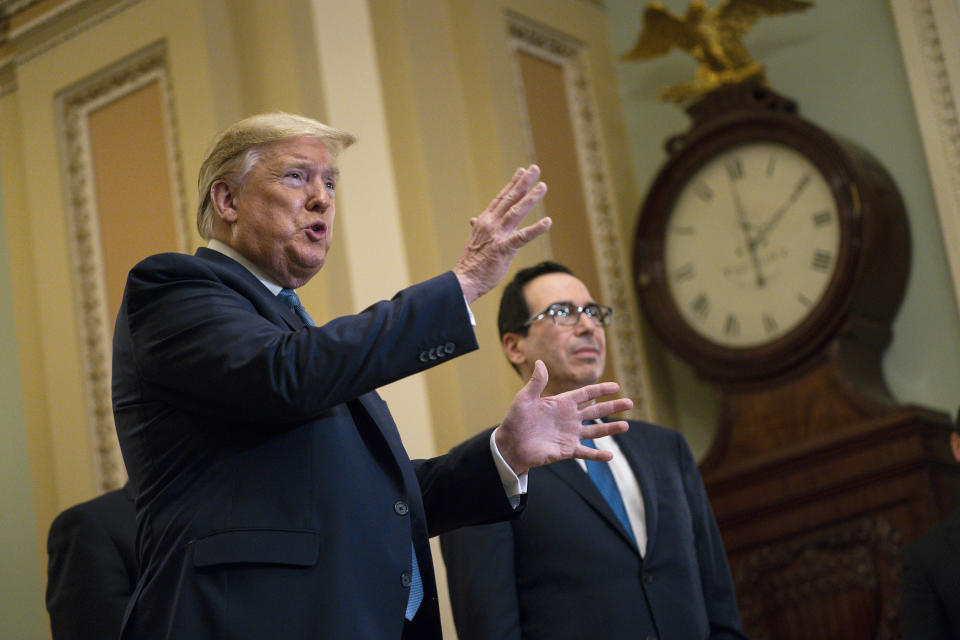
[582,437,637,547]
[277,288,315,326]
[405,542,423,620]
[277,288,423,618]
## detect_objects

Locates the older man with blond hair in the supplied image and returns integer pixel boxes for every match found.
[112,113,631,640]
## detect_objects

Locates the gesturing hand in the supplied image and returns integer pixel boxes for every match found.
[453,165,550,303]
[494,361,632,476]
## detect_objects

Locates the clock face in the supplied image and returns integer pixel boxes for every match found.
[663,141,841,348]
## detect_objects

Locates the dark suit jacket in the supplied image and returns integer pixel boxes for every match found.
[900,508,960,639]
[46,484,137,640]
[112,248,518,639]
[440,421,746,640]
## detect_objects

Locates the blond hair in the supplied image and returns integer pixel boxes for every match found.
[196,112,357,239]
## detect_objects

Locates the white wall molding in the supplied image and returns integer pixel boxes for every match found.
[890,0,960,314]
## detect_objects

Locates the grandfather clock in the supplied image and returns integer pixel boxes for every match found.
[633,81,960,639]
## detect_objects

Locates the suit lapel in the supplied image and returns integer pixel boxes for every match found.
[199,245,395,457]
[274,299,306,330]
[353,392,430,565]
[195,247,303,331]
[614,426,658,556]
[543,458,640,553]
[356,391,407,463]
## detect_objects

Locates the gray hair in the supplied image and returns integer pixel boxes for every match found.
[196,112,357,239]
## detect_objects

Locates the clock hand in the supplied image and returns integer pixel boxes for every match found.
[755,173,811,246]
[730,179,766,288]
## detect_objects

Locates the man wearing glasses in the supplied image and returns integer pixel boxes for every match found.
[440,261,746,640]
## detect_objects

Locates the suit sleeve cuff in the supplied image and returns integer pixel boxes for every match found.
[490,427,527,508]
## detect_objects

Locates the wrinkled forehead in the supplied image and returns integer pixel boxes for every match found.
[522,272,595,311]
[243,137,339,186]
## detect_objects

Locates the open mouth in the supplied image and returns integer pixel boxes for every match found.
[304,222,327,241]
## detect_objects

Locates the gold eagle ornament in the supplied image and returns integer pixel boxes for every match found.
[623,0,812,103]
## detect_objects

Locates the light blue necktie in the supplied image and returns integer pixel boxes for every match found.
[405,542,423,620]
[276,288,423,619]
[277,288,315,326]
[582,437,637,547]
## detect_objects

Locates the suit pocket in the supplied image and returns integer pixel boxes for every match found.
[191,529,321,568]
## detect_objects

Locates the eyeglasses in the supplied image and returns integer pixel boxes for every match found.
[522,302,613,328]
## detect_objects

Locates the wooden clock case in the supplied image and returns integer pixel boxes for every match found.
[633,82,960,639]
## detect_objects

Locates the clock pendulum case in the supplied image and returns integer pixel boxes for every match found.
[632,81,960,640]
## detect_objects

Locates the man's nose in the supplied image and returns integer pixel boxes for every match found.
[306,183,331,211]
[573,311,595,334]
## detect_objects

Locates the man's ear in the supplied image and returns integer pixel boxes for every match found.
[502,332,528,369]
[210,179,239,224]
[951,431,960,464]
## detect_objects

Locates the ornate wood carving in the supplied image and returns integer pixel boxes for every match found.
[734,517,901,640]
[706,407,960,639]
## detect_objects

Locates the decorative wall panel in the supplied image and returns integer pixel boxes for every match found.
[891,0,960,312]
[56,40,187,490]
[508,12,652,420]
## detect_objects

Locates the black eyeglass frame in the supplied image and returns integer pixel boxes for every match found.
[521,301,613,329]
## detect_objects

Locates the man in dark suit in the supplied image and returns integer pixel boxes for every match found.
[45,483,136,640]
[440,261,746,640]
[112,113,631,640]
[900,415,960,639]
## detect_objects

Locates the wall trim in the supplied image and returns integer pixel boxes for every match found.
[3,0,145,67]
[507,12,653,421]
[890,0,960,315]
[56,40,188,490]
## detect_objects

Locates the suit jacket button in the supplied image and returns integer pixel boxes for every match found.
[419,351,428,362]
[436,344,446,357]
[428,347,437,360]
[401,571,412,587]
[643,572,654,584]
[444,342,454,354]
[394,501,409,516]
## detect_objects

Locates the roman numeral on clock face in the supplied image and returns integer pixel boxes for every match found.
[724,313,740,337]
[726,157,743,181]
[763,313,778,335]
[692,182,714,202]
[812,250,832,272]
[674,262,695,283]
[812,209,832,227]
[691,293,709,319]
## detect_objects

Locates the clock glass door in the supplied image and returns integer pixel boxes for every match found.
[664,141,841,348]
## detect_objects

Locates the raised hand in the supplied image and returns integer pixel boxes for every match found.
[494,361,632,476]
[453,165,550,303]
